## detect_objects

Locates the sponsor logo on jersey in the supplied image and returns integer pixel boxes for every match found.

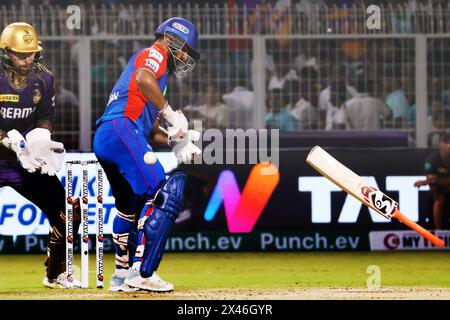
[0,106,35,119]
[149,49,164,63]
[438,167,448,174]
[172,22,189,34]
[33,89,41,104]
[0,94,19,102]
[107,91,119,106]
[145,59,160,73]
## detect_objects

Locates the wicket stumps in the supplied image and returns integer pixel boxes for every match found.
[65,160,104,289]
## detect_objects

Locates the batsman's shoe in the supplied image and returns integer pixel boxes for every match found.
[109,272,140,292]
[124,271,174,292]
[43,273,81,289]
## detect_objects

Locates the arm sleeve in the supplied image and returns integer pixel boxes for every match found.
[35,75,55,131]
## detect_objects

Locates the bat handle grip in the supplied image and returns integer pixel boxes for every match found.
[392,210,445,247]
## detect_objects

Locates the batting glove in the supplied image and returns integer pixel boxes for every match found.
[172,130,202,164]
[159,103,189,143]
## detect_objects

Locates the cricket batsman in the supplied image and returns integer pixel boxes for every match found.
[0,22,80,288]
[93,17,201,292]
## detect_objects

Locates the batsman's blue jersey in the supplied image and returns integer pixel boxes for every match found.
[94,44,168,199]
[96,44,169,138]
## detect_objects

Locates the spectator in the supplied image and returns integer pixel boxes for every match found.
[52,79,79,150]
[443,77,450,115]
[410,77,447,146]
[169,81,202,126]
[427,104,446,146]
[383,77,411,128]
[265,49,298,91]
[327,79,349,130]
[319,65,357,129]
[290,67,320,129]
[55,81,79,108]
[344,79,391,130]
[247,0,292,45]
[265,88,298,131]
[293,53,319,78]
[177,81,200,110]
[392,0,415,33]
[283,78,301,111]
[428,78,447,145]
[297,0,326,33]
[222,82,255,129]
[414,131,450,229]
[319,75,350,130]
[198,84,229,129]
[250,51,277,92]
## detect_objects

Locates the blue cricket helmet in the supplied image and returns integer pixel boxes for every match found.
[155,17,200,62]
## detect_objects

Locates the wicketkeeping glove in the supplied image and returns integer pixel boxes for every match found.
[1,129,42,173]
[25,128,66,176]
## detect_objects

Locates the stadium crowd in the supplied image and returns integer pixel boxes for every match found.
[10,0,450,7]
[3,0,449,148]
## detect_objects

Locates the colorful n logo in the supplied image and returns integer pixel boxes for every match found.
[204,163,280,233]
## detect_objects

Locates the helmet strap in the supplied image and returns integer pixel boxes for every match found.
[1,49,41,75]
[167,51,176,76]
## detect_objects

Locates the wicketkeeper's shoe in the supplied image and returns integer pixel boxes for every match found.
[109,272,140,292]
[124,270,174,292]
[43,272,81,289]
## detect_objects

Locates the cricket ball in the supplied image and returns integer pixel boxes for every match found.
[144,151,157,165]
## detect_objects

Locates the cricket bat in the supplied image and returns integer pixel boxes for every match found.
[306,145,445,248]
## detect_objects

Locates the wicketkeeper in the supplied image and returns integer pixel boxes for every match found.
[0,22,80,288]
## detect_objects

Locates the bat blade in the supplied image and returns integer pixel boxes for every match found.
[306,146,444,248]
[306,146,395,219]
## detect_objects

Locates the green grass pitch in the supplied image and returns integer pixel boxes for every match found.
[0,252,449,299]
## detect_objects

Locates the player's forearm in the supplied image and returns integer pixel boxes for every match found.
[430,176,450,188]
[136,69,167,111]
[153,132,169,145]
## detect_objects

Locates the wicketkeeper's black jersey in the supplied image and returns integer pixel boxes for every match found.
[0,63,55,160]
